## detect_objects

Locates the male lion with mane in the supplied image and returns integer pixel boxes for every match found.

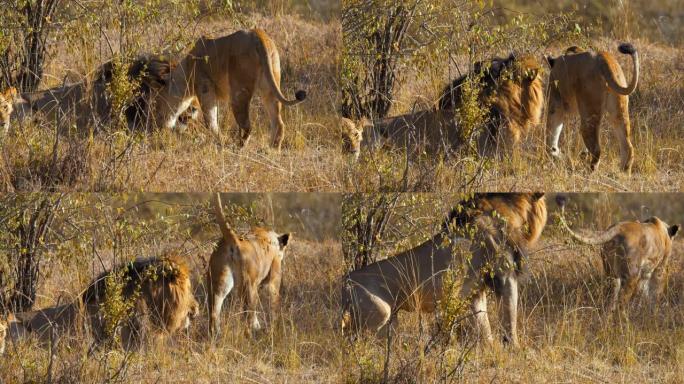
[11,55,199,133]
[206,193,291,337]
[155,29,307,149]
[342,54,543,159]
[546,43,639,173]
[5,255,199,350]
[438,53,544,156]
[341,193,546,347]
[557,197,678,311]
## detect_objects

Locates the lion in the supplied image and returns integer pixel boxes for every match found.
[340,109,460,159]
[546,43,639,173]
[1,87,24,134]
[11,55,200,132]
[81,255,200,348]
[154,29,307,149]
[206,193,291,337]
[557,200,678,311]
[6,255,199,350]
[341,193,547,347]
[437,53,544,155]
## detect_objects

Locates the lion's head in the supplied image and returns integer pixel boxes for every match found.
[82,255,199,347]
[0,87,23,134]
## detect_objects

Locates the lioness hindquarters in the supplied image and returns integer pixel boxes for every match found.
[546,44,638,173]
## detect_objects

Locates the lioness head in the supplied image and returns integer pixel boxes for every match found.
[175,96,201,132]
[0,87,24,134]
[340,117,373,160]
[340,117,363,160]
[643,216,680,240]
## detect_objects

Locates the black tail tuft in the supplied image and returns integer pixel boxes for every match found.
[618,43,636,55]
[295,90,307,101]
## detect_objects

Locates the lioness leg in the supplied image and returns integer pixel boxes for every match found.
[207,267,234,337]
[262,93,285,149]
[243,281,261,333]
[264,259,282,323]
[230,78,255,147]
[619,275,639,309]
[608,277,621,312]
[578,111,602,172]
[546,102,566,159]
[606,95,634,173]
[500,276,519,347]
[197,88,221,142]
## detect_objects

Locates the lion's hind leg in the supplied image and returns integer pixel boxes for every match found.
[207,267,235,338]
[262,93,285,150]
[578,110,603,172]
[605,94,634,174]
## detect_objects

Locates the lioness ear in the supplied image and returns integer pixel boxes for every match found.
[278,233,291,248]
[668,225,679,238]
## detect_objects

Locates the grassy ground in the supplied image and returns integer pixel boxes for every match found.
[2,193,683,383]
[2,6,682,192]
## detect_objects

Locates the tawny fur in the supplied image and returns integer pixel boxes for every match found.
[340,109,460,159]
[155,29,307,149]
[206,193,291,336]
[0,87,23,134]
[342,54,543,159]
[438,54,544,155]
[546,43,639,173]
[559,209,678,311]
[341,193,547,347]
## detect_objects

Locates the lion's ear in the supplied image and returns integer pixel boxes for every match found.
[278,233,291,248]
[669,225,680,238]
[531,192,545,201]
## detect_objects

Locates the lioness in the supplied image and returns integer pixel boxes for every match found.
[1,87,24,134]
[558,201,678,311]
[438,54,544,155]
[206,193,291,336]
[155,29,307,149]
[341,193,547,347]
[546,43,639,173]
[340,109,460,159]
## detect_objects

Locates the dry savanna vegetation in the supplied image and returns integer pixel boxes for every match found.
[341,0,684,192]
[0,1,347,192]
[339,193,684,383]
[1,1,681,192]
[0,193,350,383]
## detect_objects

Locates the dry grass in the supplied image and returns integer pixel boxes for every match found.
[3,193,684,383]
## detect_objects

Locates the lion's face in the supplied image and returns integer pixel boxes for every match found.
[644,216,680,240]
[340,118,363,160]
[175,97,201,132]
[511,55,543,84]
[0,87,21,133]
